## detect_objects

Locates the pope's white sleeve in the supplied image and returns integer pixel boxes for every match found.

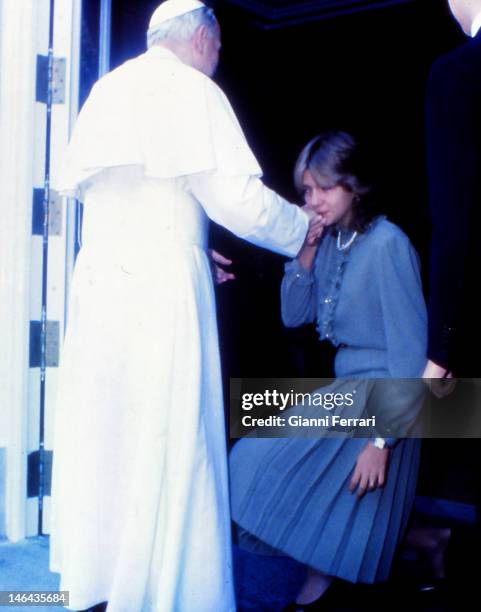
[188,172,309,258]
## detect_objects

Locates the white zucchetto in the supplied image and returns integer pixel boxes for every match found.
[149,0,206,29]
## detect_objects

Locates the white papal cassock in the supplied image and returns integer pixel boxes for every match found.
[49,46,308,612]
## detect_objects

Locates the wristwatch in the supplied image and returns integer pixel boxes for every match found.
[372,437,386,450]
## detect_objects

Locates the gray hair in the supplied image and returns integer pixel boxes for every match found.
[147,7,217,48]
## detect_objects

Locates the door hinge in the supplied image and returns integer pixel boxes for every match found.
[36,55,66,105]
[32,188,63,236]
[27,450,53,498]
[29,320,60,368]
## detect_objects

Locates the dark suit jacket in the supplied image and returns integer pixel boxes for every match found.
[426,29,481,375]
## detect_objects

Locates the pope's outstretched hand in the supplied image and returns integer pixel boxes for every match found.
[209,249,236,285]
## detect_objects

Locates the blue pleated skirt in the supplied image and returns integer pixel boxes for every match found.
[229,433,420,584]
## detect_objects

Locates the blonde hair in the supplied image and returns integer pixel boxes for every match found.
[294,131,375,232]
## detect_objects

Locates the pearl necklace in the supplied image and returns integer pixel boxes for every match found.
[336,230,358,251]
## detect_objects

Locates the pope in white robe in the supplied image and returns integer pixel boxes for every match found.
[49,1,314,610]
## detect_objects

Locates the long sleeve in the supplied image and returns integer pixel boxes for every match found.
[369,232,428,442]
[426,55,477,368]
[377,233,427,379]
[280,258,316,328]
[188,172,308,258]
[367,378,427,443]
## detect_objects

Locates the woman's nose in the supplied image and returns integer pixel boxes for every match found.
[311,190,324,209]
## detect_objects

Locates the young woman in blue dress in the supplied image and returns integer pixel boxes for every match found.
[230,131,428,611]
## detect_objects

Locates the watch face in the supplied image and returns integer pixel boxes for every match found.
[374,438,386,449]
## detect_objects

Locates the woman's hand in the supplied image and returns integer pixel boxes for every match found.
[209,249,236,285]
[349,442,389,498]
[297,205,325,270]
[303,204,325,246]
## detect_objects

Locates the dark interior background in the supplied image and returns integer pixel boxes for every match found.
[80,0,476,505]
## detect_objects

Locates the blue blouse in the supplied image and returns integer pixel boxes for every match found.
[281,217,427,379]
